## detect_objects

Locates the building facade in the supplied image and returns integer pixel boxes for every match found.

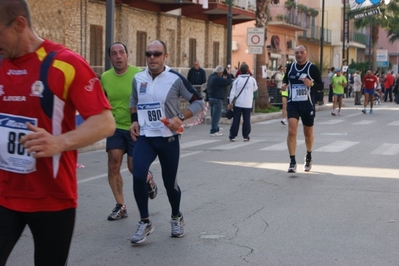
[27,0,256,75]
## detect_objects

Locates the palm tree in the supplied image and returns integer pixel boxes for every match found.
[254,0,271,109]
[383,0,399,43]
[353,0,399,70]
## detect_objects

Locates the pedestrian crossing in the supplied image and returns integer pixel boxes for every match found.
[180,138,399,156]
[179,118,399,156]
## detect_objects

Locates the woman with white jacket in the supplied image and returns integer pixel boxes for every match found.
[228,64,258,142]
[353,70,362,105]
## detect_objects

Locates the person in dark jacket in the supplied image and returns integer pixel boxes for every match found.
[206,65,232,136]
[187,61,206,86]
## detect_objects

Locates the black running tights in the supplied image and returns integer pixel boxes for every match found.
[0,206,76,266]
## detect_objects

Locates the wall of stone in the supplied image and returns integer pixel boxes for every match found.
[27,0,227,72]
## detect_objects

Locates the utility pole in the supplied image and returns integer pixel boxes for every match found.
[226,0,232,68]
[319,0,325,73]
[342,0,347,68]
[105,0,115,71]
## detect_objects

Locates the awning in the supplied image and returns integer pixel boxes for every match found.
[270,53,282,58]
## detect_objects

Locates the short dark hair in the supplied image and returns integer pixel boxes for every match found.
[331,67,335,71]
[108,42,128,56]
[0,0,32,28]
[240,63,249,74]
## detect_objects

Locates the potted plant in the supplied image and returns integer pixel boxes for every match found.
[284,0,296,10]
[308,8,319,17]
[297,4,308,14]
[276,14,285,21]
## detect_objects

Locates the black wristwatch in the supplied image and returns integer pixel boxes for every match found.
[177,113,185,121]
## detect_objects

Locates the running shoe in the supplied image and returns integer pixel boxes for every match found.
[369,109,373,114]
[243,138,250,142]
[281,119,287,125]
[287,162,297,173]
[303,156,312,172]
[210,132,223,137]
[170,213,185,238]
[107,204,128,221]
[131,221,154,244]
[362,109,366,114]
[146,171,157,200]
[229,138,236,142]
[338,111,341,116]
[218,128,223,133]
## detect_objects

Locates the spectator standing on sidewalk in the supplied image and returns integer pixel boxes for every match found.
[331,68,347,116]
[394,74,399,104]
[327,67,335,102]
[101,42,157,221]
[281,45,323,173]
[384,70,394,102]
[187,61,206,87]
[0,0,115,264]
[129,40,205,244]
[206,65,232,136]
[353,70,362,105]
[228,63,258,142]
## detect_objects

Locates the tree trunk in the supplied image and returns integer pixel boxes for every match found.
[254,0,270,109]
[371,22,379,71]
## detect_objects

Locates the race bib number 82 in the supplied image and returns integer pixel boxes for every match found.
[0,113,37,174]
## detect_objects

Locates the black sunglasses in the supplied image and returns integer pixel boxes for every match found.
[145,51,163,58]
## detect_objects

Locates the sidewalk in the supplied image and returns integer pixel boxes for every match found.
[78,96,347,153]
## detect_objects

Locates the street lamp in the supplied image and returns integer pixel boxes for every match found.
[320,0,325,73]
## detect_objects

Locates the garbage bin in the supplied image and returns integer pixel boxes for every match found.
[253,90,258,99]
[267,81,282,106]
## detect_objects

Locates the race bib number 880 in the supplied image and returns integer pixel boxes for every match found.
[0,113,37,174]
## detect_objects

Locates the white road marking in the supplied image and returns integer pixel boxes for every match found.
[371,143,399,155]
[314,141,359,152]
[353,120,375,125]
[260,140,304,151]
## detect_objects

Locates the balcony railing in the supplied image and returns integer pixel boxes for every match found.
[301,26,332,43]
[351,32,368,45]
[209,0,256,11]
[268,5,314,29]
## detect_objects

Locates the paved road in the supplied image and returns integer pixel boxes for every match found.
[7,98,399,266]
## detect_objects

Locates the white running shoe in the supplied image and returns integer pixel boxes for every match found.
[131,221,154,244]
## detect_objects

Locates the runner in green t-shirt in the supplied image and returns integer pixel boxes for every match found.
[101,42,157,221]
[331,68,347,116]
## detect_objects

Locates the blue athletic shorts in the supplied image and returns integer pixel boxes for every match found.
[364,88,374,95]
[333,93,344,97]
[106,128,134,156]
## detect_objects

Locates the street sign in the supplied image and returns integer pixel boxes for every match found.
[376,61,389,67]
[248,46,263,54]
[377,49,388,63]
[247,28,265,47]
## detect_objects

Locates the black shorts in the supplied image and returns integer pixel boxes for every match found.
[106,128,135,156]
[287,108,315,127]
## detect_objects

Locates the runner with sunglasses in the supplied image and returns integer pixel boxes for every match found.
[129,40,205,244]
